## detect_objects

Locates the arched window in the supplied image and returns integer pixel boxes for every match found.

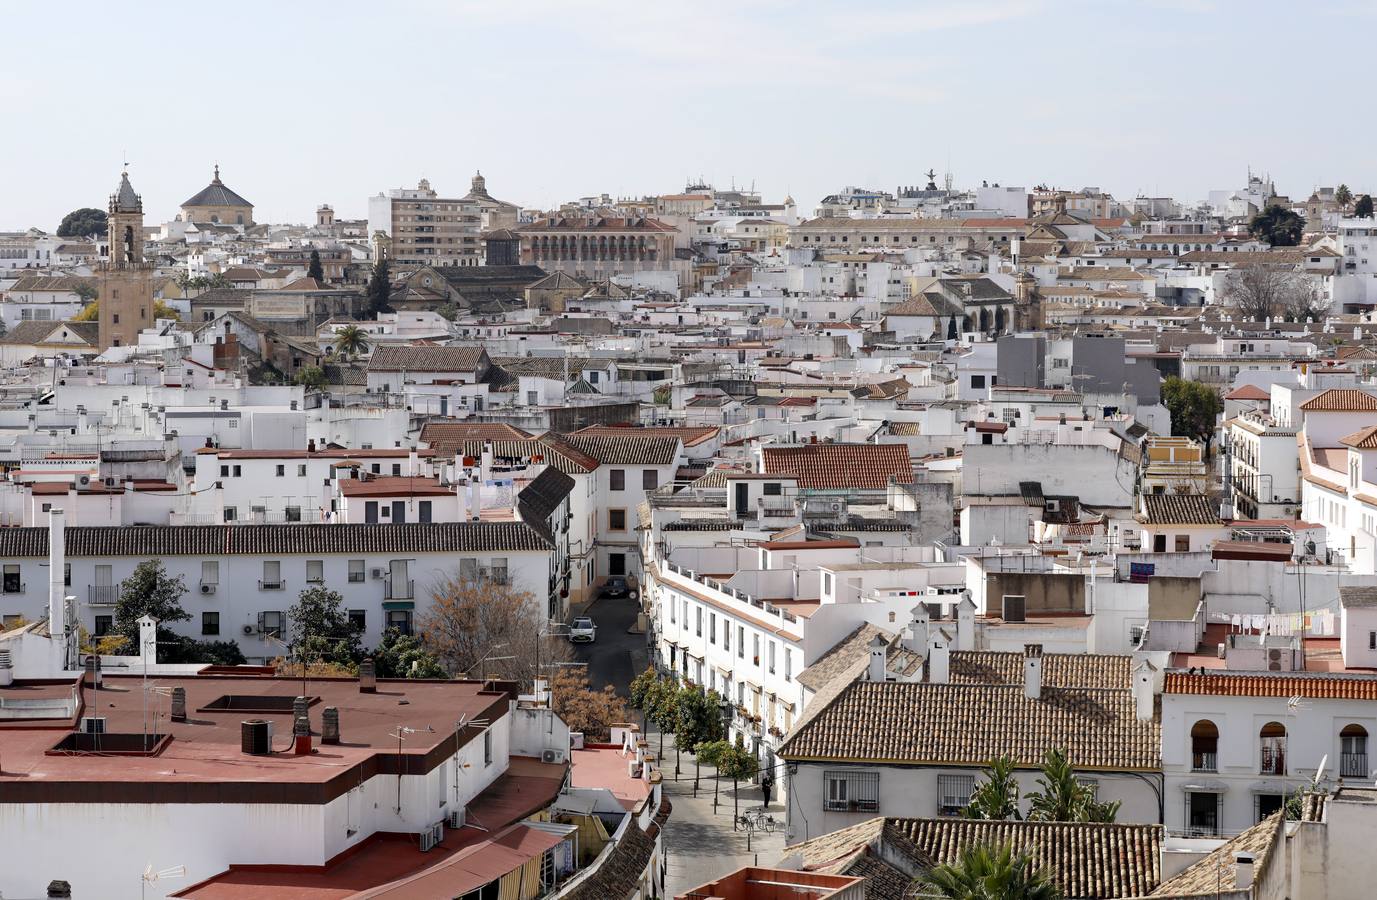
[1342,724,1368,777]
[1260,722,1286,775]
[1190,720,1218,772]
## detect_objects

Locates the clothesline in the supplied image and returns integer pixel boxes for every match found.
[1207,609,1336,637]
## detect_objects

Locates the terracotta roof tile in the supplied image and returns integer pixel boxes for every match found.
[1139,493,1221,526]
[1164,671,1377,700]
[1150,813,1282,897]
[1298,388,1377,412]
[761,444,912,491]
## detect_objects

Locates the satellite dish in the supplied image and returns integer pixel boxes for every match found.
[1314,754,1328,787]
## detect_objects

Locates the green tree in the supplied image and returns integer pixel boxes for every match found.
[964,755,1023,821]
[73,301,99,322]
[371,628,447,679]
[1357,195,1375,219]
[676,687,726,791]
[1160,376,1223,457]
[333,324,370,359]
[307,249,325,282]
[288,585,363,669]
[153,300,181,322]
[1025,749,1120,824]
[294,365,328,390]
[1248,204,1305,247]
[922,842,1063,900]
[696,739,732,812]
[644,672,681,764]
[1336,184,1353,210]
[366,256,392,317]
[113,559,190,652]
[57,207,107,238]
[718,735,759,828]
[74,282,98,303]
[437,303,460,322]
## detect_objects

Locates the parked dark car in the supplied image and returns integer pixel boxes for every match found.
[600,576,638,601]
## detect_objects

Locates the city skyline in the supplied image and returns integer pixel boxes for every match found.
[3,0,1374,229]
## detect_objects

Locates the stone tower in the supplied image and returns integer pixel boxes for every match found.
[107,169,143,267]
[99,168,154,350]
[317,204,335,228]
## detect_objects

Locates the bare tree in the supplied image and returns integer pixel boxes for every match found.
[418,574,570,684]
[1221,266,1323,322]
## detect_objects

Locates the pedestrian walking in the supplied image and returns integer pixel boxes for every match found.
[760,771,774,806]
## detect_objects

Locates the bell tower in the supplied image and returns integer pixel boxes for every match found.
[99,167,153,350]
[107,168,144,268]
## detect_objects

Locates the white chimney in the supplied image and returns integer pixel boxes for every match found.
[408,447,419,476]
[903,603,930,653]
[867,635,887,682]
[1133,659,1157,721]
[48,509,66,645]
[138,615,158,666]
[956,595,975,651]
[928,634,950,684]
[1023,644,1043,699]
[1233,851,1254,890]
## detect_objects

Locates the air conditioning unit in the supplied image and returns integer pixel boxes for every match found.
[447,809,466,830]
[201,583,216,595]
[418,822,444,852]
[75,474,92,488]
[242,624,256,636]
[81,716,106,735]
[371,568,385,579]
[541,748,566,764]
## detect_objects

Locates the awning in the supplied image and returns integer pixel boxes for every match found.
[382,600,415,611]
[1181,780,1229,793]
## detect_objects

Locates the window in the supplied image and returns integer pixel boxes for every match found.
[224,506,238,522]
[1260,721,1287,775]
[391,464,402,476]
[284,506,301,523]
[220,465,230,477]
[1191,720,1218,772]
[261,561,283,590]
[276,465,285,477]
[298,464,307,477]
[306,560,324,583]
[763,482,781,496]
[784,649,792,682]
[94,615,112,636]
[970,375,986,389]
[484,727,493,766]
[823,572,832,596]
[419,500,432,523]
[824,770,879,812]
[937,774,975,816]
[753,633,760,665]
[737,626,745,658]
[348,609,366,632]
[2,564,19,593]
[695,606,702,637]
[609,509,627,531]
[348,559,365,583]
[709,613,716,645]
[387,609,414,635]
[1174,535,1191,552]
[202,612,220,635]
[1342,724,1368,778]
[233,465,241,477]
[768,640,776,674]
[490,558,508,585]
[723,621,730,652]
[259,610,284,638]
[668,595,675,624]
[202,560,219,586]
[610,469,625,491]
[642,469,658,491]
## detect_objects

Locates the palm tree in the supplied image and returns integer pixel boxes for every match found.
[1025,749,1085,822]
[964,755,1022,820]
[922,843,1062,900]
[1336,184,1353,212]
[334,325,370,360]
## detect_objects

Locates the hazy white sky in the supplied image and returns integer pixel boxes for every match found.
[3,0,1372,230]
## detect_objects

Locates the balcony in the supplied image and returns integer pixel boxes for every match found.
[1260,738,1287,776]
[258,579,286,591]
[1191,751,1217,773]
[385,579,415,601]
[88,584,119,607]
[1342,752,1368,778]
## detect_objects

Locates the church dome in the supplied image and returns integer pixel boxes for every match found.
[182,165,253,209]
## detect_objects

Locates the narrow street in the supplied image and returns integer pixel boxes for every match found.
[568,590,645,696]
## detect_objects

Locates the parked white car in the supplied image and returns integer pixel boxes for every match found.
[568,616,597,643]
